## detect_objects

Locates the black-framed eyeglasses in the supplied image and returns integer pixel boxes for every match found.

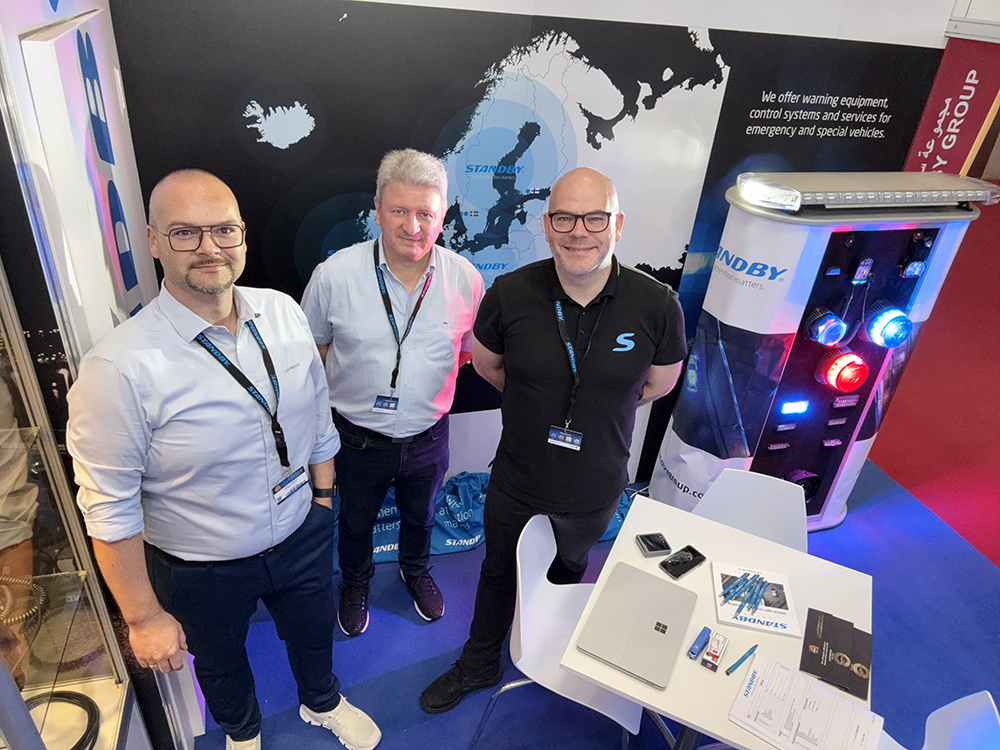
[152,224,245,252]
[547,211,614,233]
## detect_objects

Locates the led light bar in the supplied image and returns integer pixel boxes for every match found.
[736,172,1000,211]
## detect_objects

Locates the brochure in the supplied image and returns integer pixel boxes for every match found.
[712,562,802,638]
[730,654,883,750]
[800,608,873,701]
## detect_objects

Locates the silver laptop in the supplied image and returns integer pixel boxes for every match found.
[577,562,697,689]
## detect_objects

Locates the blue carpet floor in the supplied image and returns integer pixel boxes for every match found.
[193,461,1000,750]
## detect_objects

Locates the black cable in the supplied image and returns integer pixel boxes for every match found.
[23,690,100,750]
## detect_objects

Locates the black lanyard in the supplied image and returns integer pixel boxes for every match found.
[195,319,289,467]
[553,297,608,429]
[373,240,434,393]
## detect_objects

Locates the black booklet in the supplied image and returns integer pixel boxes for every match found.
[799,608,872,701]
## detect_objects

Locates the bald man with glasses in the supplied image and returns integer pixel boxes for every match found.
[68,170,381,750]
[421,167,687,713]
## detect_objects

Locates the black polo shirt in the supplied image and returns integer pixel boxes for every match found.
[474,256,686,513]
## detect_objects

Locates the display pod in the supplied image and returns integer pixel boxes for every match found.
[651,172,998,530]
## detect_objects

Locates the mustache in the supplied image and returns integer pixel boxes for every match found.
[190,258,233,268]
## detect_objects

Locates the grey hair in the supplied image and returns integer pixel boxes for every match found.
[375,149,448,204]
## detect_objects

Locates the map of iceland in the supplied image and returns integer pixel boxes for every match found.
[244,100,315,149]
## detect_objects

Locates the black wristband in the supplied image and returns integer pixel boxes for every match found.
[313,482,337,498]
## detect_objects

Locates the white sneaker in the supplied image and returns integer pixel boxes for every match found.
[300,697,381,750]
[225,734,261,750]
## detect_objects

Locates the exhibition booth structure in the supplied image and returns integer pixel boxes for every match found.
[651,172,999,530]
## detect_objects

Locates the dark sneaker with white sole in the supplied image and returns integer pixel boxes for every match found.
[400,569,445,622]
[338,583,370,637]
[419,660,503,714]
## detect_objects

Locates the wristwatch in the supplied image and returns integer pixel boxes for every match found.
[313,480,338,499]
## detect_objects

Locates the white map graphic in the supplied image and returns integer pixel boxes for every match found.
[435,30,728,287]
[243,100,315,149]
[302,29,727,290]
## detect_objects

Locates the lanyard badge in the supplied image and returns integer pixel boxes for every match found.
[372,240,433,413]
[548,297,608,451]
[195,319,291,468]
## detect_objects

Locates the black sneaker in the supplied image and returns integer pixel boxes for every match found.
[400,569,445,622]
[338,583,369,637]
[419,660,503,714]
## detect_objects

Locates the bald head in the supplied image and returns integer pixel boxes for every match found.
[549,167,619,215]
[146,169,246,305]
[148,169,240,229]
[543,167,624,288]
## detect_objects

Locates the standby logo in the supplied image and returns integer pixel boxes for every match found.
[465,164,525,176]
[714,245,788,290]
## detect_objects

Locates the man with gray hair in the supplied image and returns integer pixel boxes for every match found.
[301,149,483,638]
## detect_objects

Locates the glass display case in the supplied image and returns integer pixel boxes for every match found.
[0,257,143,748]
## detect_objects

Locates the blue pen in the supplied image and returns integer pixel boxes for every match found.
[736,576,763,614]
[736,578,765,616]
[725,644,758,676]
[752,579,768,610]
[725,574,758,604]
[721,572,749,597]
[746,579,765,613]
[751,581,770,613]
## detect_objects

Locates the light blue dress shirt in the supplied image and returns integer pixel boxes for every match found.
[300,240,483,438]
[67,285,339,561]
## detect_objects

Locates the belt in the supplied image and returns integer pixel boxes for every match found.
[144,541,276,568]
[333,411,439,444]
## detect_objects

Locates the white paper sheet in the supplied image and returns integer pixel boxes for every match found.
[730,654,883,750]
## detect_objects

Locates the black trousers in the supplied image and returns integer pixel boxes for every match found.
[145,502,341,742]
[334,412,450,588]
[459,482,620,669]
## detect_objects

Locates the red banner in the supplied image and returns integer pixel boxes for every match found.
[905,37,1000,175]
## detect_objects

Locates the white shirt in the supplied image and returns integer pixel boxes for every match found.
[300,240,484,438]
[67,285,339,561]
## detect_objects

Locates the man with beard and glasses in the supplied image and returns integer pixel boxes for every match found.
[67,170,381,750]
[421,167,686,713]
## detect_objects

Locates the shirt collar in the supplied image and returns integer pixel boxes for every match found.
[157,284,261,342]
[376,238,437,281]
[546,255,620,305]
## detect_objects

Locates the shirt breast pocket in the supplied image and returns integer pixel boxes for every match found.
[424,320,457,365]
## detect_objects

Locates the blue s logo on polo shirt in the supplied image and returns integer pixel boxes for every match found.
[612,333,635,352]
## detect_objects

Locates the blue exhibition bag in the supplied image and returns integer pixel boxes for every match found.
[369,471,488,564]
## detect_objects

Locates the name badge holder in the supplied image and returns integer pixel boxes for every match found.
[372,240,433,414]
[194,321,307,503]
[548,297,607,451]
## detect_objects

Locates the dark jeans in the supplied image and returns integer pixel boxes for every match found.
[145,502,341,742]
[334,412,450,588]
[459,482,620,669]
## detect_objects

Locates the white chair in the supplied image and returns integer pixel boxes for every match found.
[692,468,808,552]
[878,691,1000,750]
[469,514,642,749]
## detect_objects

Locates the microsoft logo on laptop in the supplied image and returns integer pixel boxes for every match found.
[654,622,668,634]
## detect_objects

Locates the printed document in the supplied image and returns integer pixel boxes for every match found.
[730,654,883,750]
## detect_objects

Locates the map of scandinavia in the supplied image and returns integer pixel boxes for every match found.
[249,27,727,290]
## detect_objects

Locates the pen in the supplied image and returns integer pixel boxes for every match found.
[734,577,762,616]
[748,579,767,613]
[721,572,749,597]
[725,644,758,676]
[725,574,758,604]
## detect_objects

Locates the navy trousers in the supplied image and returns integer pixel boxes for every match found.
[334,412,450,588]
[145,501,341,741]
